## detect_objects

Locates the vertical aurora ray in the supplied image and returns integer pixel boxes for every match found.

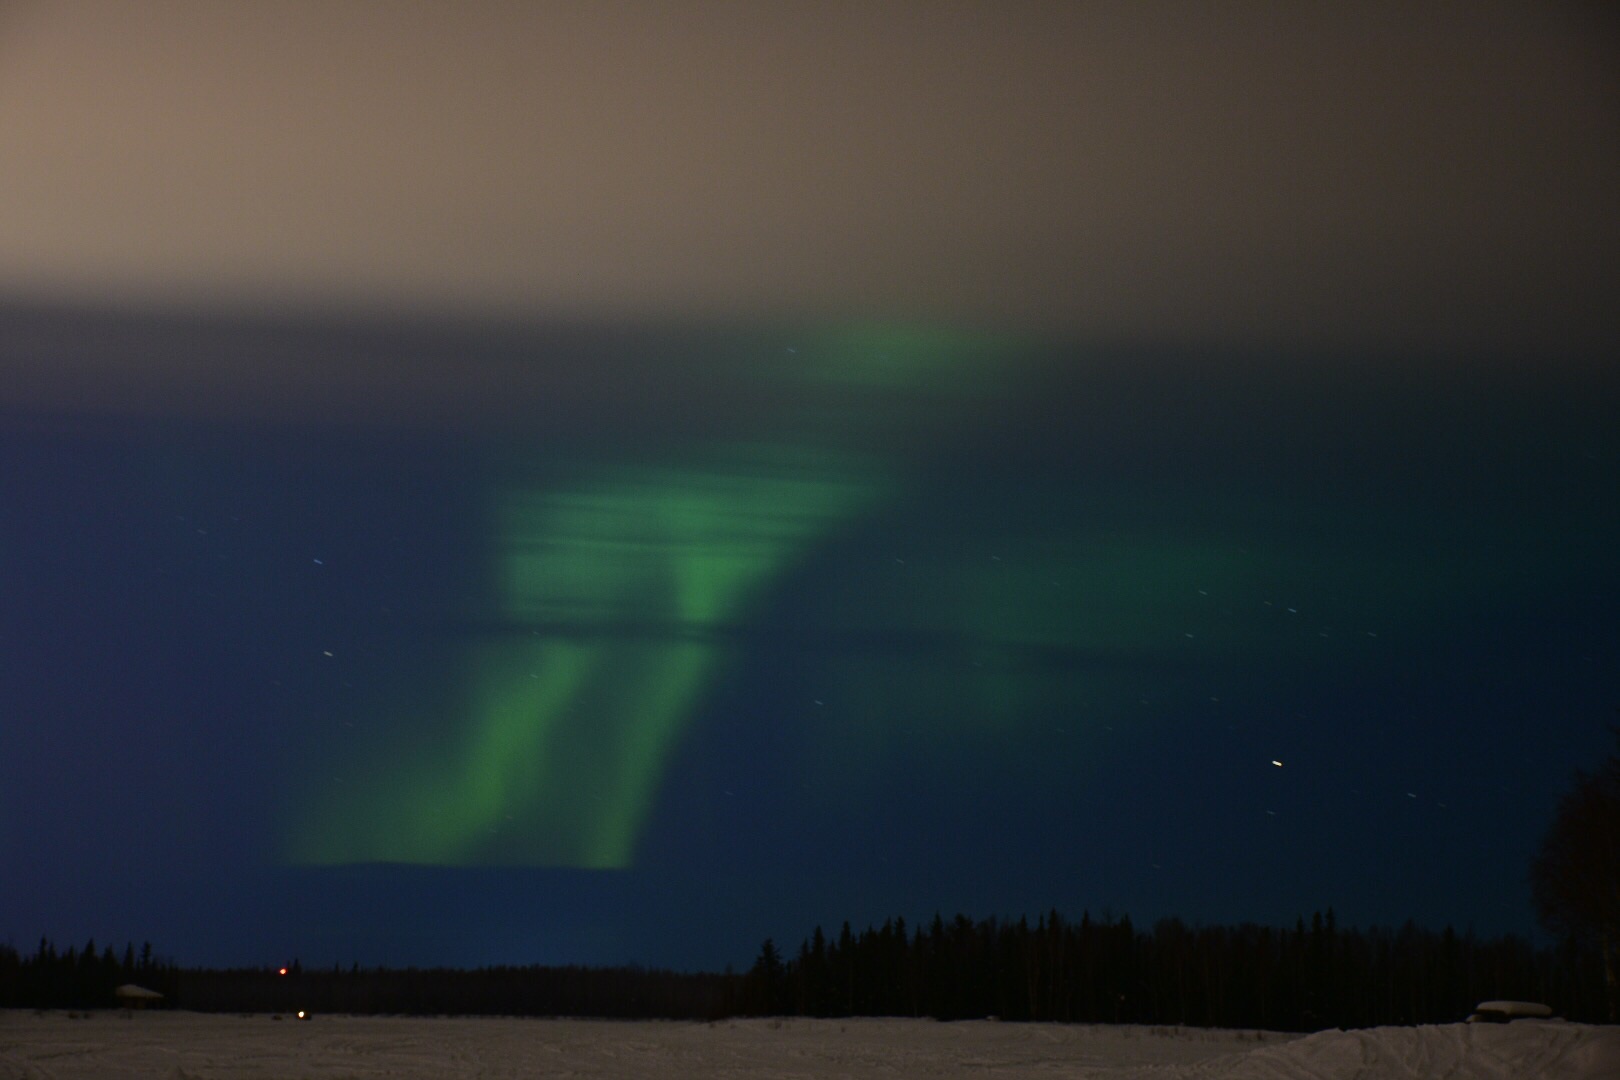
[286,324,1015,867]
[485,453,886,868]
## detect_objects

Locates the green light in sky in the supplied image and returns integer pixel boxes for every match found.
[289,450,882,867]
[796,322,1007,392]
[284,322,1041,868]
[485,450,885,867]
[280,324,1615,870]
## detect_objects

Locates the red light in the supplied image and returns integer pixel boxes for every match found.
[278,967,288,976]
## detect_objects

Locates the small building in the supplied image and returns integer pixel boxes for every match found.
[115,984,165,1009]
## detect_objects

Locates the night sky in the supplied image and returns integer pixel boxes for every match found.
[3,2,1618,971]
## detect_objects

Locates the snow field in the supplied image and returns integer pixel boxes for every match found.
[1,1011,1615,1079]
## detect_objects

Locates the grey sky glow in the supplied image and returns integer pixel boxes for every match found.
[1,0,1616,377]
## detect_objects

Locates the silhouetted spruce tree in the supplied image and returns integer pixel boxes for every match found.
[748,938,786,1015]
[1531,733,1620,1021]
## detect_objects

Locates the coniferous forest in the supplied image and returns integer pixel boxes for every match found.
[0,939,180,1011]
[739,911,1608,1027]
[3,912,1608,1028]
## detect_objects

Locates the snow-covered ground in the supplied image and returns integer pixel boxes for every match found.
[2,1012,1615,1079]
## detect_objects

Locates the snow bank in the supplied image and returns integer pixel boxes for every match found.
[1,1012,1614,1079]
[1133,1020,1620,1080]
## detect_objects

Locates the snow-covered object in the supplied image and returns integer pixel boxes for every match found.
[112,984,164,1002]
[2,1013,1616,1078]
[1166,1021,1616,1080]
[1467,999,1554,1022]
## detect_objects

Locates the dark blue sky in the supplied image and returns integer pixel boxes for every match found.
[3,320,1616,970]
[2,2,1618,970]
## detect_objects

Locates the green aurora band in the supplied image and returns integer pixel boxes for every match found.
[282,323,1602,870]
[287,325,1015,867]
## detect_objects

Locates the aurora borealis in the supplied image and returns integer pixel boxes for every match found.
[3,1,1619,971]
[290,325,1008,871]
[6,319,1616,968]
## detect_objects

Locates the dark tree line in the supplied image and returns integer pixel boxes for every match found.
[174,962,738,1018]
[0,938,178,1009]
[5,913,1605,1027]
[0,941,736,1017]
[742,910,1610,1028]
